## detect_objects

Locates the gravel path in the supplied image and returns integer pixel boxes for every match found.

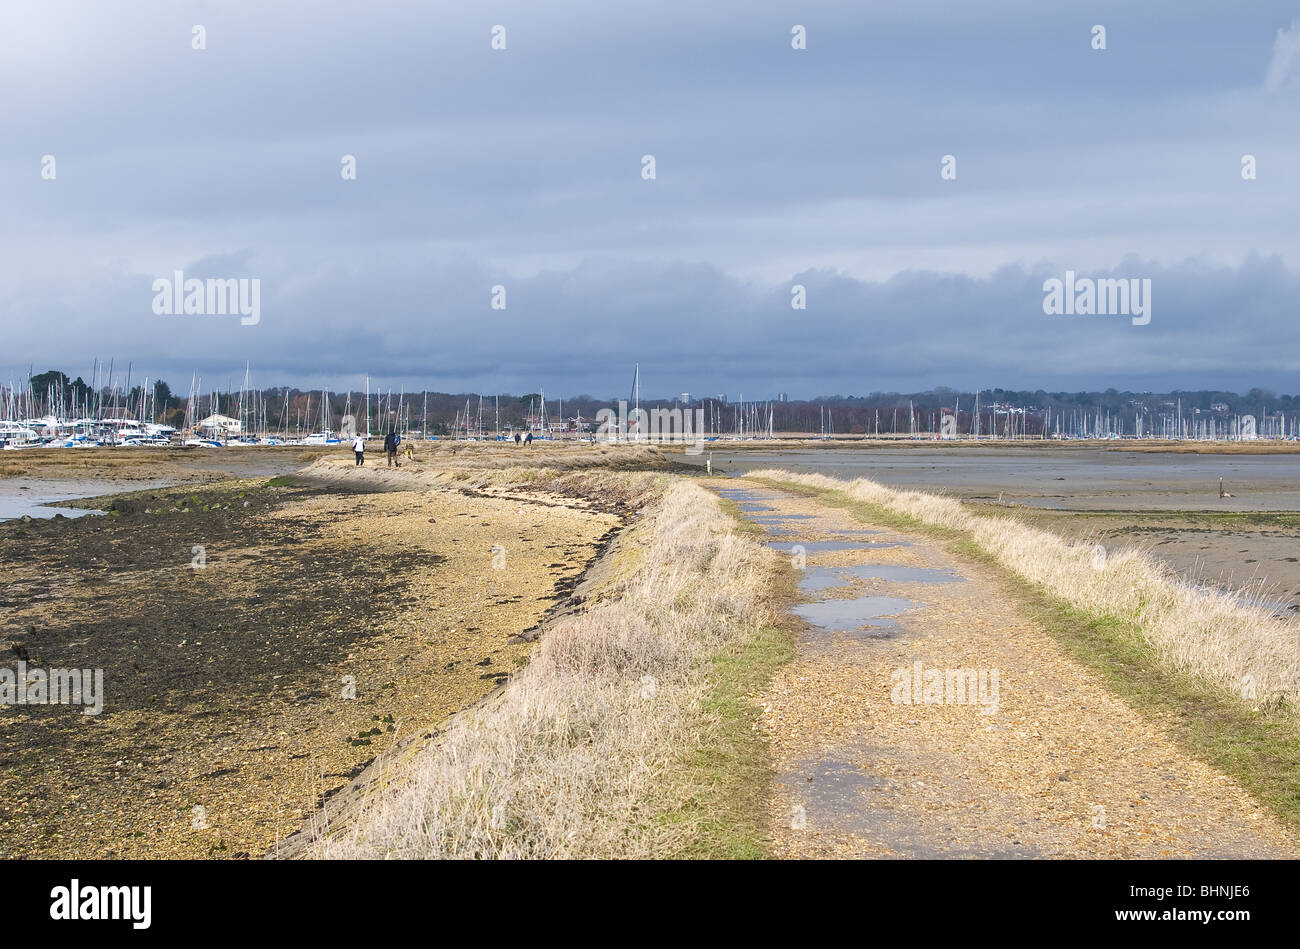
[710,478,1300,859]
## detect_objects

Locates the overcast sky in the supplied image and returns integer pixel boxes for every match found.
[4,0,1300,399]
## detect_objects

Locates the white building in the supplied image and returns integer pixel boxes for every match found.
[197,413,241,434]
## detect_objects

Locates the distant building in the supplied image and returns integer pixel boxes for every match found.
[197,413,241,434]
[1211,402,1230,414]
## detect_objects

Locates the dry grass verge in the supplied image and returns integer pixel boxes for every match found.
[312,477,776,858]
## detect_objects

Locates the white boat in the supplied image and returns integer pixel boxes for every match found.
[0,421,40,448]
[62,435,103,448]
[300,389,342,445]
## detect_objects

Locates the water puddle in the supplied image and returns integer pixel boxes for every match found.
[780,757,880,835]
[769,540,905,553]
[749,513,815,524]
[794,595,917,637]
[798,564,963,593]
[714,488,767,501]
[799,567,861,593]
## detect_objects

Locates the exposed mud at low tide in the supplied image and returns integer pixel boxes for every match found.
[0,466,618,858]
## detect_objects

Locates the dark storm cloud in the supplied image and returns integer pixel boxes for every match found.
[4,0,1300,397]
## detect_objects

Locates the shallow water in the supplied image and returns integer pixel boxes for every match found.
[0,492,102,522]
[780,755,881,835]
[701,446,1300,511]
[794,595,917,636]
[769,540,904,553]
[798,564,963,593]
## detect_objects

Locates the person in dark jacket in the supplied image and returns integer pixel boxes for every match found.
[384,429,400,467]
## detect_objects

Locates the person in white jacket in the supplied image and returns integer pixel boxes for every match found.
[352,433,366,466]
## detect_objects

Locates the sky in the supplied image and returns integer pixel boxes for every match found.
[4,0,1300,400]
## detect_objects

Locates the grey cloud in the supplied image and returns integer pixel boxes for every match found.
[4,1,1300,398]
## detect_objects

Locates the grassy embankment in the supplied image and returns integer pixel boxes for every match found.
[311,473,793,858]
[745,468,1300,831]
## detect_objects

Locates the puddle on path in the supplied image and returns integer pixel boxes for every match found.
[769,540,905,553]
[715,487,766,500]
[794,595,917,638]
[798,564,963,593]
[781,757,881,836]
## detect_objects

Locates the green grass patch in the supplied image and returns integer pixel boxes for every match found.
[751,474,1300,832]
[659,496,797,858]
[669,620,796,858]
[712,495,764,536]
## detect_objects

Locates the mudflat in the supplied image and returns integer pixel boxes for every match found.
[0,453,620,858]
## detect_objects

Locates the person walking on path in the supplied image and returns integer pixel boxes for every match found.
[352,432,366,466]
[384,429,400,467]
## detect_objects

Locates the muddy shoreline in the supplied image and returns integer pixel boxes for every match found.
[0,455,623,858]
[270,509,633,859]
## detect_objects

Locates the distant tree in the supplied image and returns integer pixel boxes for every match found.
[29,369,71,398]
